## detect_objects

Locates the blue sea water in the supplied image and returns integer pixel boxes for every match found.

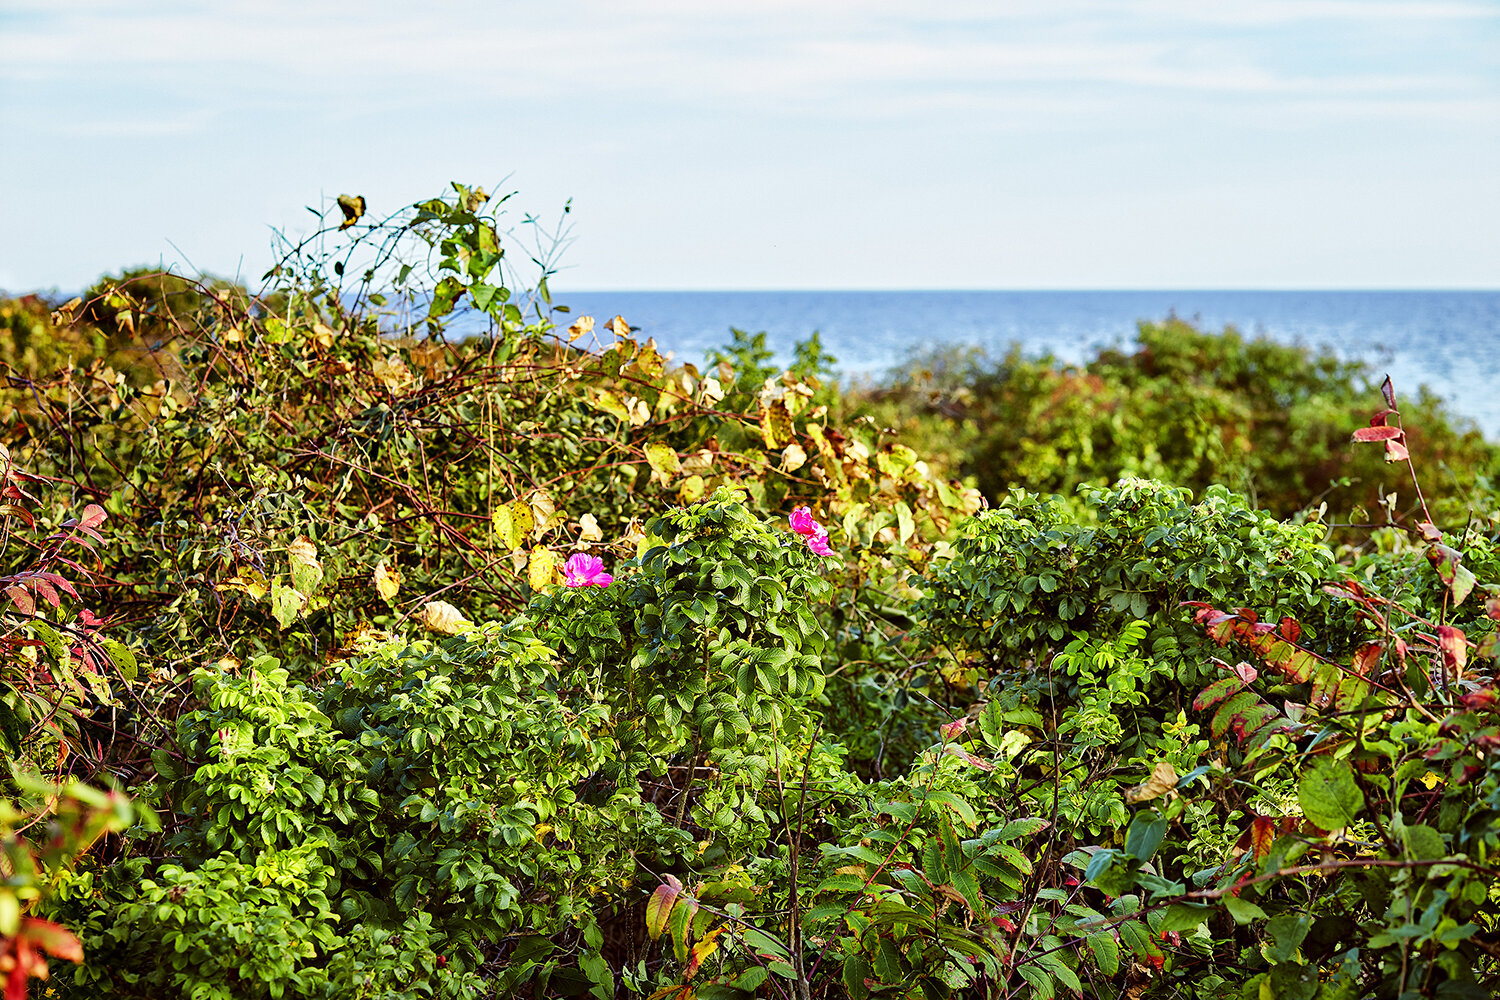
[549,290,1500,437]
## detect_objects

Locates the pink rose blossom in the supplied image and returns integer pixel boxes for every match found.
[806,530,834,558]
[562,553,613,588]
[789,506,821,537]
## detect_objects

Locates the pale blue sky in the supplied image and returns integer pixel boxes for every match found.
[2,0,1496,292]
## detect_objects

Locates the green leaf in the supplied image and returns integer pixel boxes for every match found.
[1223,895,1268,925]
[1085,930,1119,976]
[101,639,137,681]
[1266,913,1310,964]
[1157,903,1211,934]
[1297,757,1361,832]
[270,578,306,629]
[843,954,872,1000]
[1399,823,1446,861]
[1124,811,1167,861]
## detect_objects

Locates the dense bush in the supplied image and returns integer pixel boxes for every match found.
[859,318,1500,524]
[4,182,1500,999]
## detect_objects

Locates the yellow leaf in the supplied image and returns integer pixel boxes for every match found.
[644,443,681,485]
[627,396,651,427]
[605,315,631,338]
[372,355,413,394]
[591,390,632,424]
[758,397,793,449]
[311,323,335,350]
[678,475,706,504]
[680,449,714,475]
[415,601,470,635]
[508,500,534,550]
[491,504,513,546]
[529,548,558,591]
[373,561,401,601]
[567,314,595,342]
[578,513,603,542]
[216,566,269,601]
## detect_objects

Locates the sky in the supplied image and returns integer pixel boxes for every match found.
[1,0,1497,292]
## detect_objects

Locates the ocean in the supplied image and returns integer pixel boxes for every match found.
[547,290,1500,437]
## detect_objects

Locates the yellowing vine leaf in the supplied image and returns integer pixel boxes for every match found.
[373,562,401,601]
[645,443,681,485]
[605,315,631,338]
[288,537,323,596]
[529,547,558,591]
[781,443,807,472]
[415,600,470,635]
[508,500,534,550]
[578,513,603,542]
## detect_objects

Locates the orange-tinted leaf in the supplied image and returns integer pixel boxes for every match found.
[1277,617,1301,643]
[684,927,723,979]
[1249,816,1278,861]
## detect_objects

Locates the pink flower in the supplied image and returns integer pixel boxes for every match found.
[562,553,613,588]
[789,506,821,537]
[806,530,834,558]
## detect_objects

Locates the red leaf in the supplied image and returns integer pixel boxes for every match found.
[1277,617,1301,643]
[20,918,83,962]
[1437,626,1468,673]
[5,585,34,616]
[941,717,969,740]
[1351,642,1383,676]
[1485,592,1500,622]
[1418,522,1444,543]
[77,504,107,530]
[1381,375,1397,409]
[1385,438,1410,463]
[1233,661,1258,684]
[944,745,996,771]
[1352,426,1403,442]
[27,579,60,610]
[1370,408,1398,425]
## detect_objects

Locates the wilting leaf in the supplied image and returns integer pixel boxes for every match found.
[1124,761,1179,803]
[20,917,83,962]
[416,601,470,635]
[605,315,631,338]
[372,355,413,394]
[941,717,969,740]
[1233,661,1258,684]
[1385,437,1410,462]
[1249,815,1278,861]
[373,562,401,601]
[685,926,723,979]
[337,193,366,229]
[578,513,603,542]
[1299,757,1361,832]
[288,537,323,596]
[1381,375,1397,409]
[781,442,808,472]
[567,314,595,342]
[943,744,995,771]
